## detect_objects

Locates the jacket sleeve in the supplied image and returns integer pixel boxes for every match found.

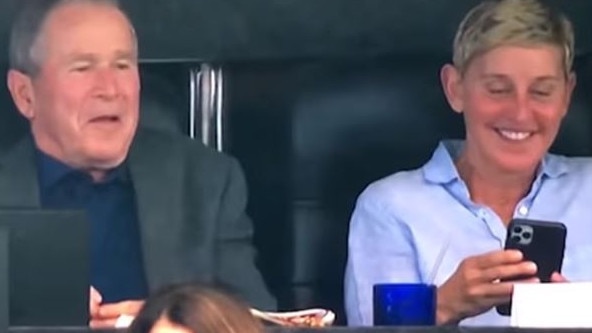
[213,157,277,310]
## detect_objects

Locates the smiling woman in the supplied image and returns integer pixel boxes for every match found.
[443,44,574,205]
[344,0,592,328]
[440,0,576,199]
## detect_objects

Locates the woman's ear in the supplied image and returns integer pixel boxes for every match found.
[440,64,464,114]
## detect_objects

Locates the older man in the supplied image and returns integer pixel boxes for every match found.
[2,0,275,327]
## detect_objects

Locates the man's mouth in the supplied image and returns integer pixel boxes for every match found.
[90,115,120,123]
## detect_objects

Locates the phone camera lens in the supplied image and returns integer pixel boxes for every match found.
[513,226,522,233]
[522,232,532,239]
[511,235,521,243]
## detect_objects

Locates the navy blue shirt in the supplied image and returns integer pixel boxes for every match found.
[35,150,148,303]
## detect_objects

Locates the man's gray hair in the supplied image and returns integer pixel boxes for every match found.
[8,0,135,76]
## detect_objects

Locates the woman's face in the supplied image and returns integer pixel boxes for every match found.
[442,45,575,174]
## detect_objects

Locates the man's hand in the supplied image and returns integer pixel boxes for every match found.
[436,249,539,325]
[89,287,102,319]
[88,287,145,329]
[90,300,145,329]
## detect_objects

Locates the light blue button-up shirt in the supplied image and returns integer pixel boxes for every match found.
[345,140,592,326]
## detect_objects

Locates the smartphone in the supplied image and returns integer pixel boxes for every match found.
[495,218,567,316]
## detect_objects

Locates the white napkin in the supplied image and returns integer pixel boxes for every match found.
[115,314,135,328]
[250,308,335,327]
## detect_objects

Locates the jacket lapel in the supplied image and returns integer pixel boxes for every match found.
[128,130,186,290]
[0,136,41,208]
[0,131,211,292]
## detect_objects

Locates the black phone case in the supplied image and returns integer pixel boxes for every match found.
[495,218,566,316]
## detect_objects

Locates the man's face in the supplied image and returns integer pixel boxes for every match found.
[11,2,140,170]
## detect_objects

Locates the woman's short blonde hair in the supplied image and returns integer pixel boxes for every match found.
[453,0,574,75]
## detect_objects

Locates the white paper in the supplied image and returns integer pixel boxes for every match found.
[511,282,592,328]
[115,314,135,328]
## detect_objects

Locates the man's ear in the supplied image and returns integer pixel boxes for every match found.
[440,64,464,114]
[7,69,36,120]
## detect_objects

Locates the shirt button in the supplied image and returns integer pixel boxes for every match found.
[478,209,488,218]
[518,205,529,216]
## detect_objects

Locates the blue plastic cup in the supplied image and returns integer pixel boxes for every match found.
[373,283,437,326]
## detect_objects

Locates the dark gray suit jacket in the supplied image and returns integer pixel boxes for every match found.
[0,128,276,310]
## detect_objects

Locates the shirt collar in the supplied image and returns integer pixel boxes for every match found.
[422,139,570,184]
[35,148,129,191]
